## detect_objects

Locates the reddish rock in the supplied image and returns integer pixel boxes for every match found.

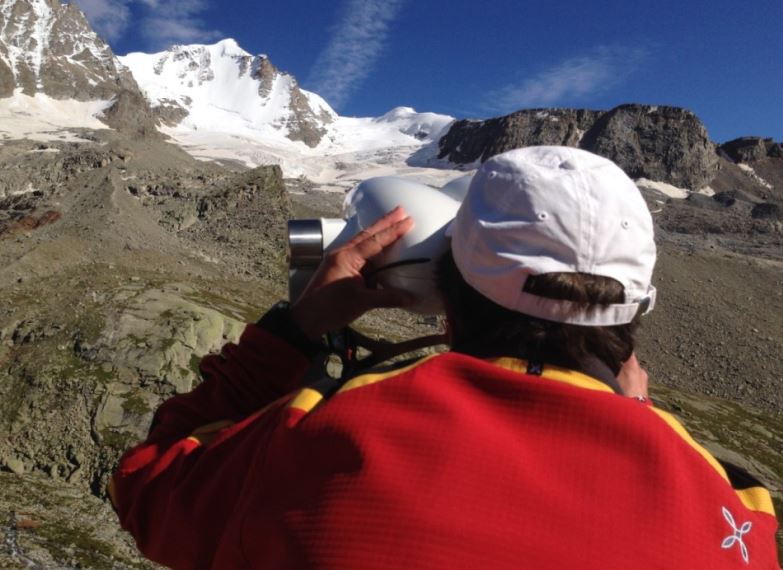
[1,210,62,236]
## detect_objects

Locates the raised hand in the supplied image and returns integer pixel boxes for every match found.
[290,207,415,340]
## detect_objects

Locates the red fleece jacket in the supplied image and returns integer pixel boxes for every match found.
[111,324,779,569]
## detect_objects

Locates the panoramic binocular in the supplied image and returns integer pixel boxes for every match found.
[287,175,472,314]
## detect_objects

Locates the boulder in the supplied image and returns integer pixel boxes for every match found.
[712,192,737,207]
[95,286,244,394]
[751,202,782,220]
[686,192,724,211]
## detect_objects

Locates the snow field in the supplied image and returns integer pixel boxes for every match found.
[0,90,111,142]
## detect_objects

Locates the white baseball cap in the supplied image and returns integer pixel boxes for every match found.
[448,146,657,326]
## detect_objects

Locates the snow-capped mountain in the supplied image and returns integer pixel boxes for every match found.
[373,106,454,142]
[0,0,155,137]
[0,2,457,186]
[0,0,138,100]
[119,39,454,154]
[119,39,456,185]
[119,39,336,148]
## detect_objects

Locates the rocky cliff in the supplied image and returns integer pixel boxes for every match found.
[0,0,154,133]
[720,136,783,163]
[438,104,719,190]
[437,105,783,243]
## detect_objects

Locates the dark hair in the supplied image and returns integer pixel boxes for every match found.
[436,251,639,374]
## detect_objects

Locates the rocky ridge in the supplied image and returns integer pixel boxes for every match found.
[435,106,783,260]
[438,104,719,190]
[720,136,783,163]
[0,0,154,134]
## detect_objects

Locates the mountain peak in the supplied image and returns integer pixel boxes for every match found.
[213,38,253,57]
[375,106,454,141]
[119,43,337,147]
[379,106,419,120]
[163,38,255,59]
[0,0,141,99]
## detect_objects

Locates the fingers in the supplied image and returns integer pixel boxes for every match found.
[347,206,408,247]
[355,215,414,261]
[291,208,417,337]
[343,207,414,266]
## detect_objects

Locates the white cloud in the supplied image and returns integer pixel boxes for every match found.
[73,0,132,41]
[307,0,406,110]
[484,47,648,114]
[75,0,220,50]
[138,0,221,49]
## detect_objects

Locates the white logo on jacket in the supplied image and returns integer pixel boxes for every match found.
[721,506,752,564]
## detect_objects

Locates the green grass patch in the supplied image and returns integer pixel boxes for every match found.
[34,523,118,569]
[121,393,151,416]
[99,429,134,451]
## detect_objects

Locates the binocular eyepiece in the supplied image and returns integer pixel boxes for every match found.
[287,218,347,304]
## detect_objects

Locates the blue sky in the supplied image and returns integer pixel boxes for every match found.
[76,0,782,142]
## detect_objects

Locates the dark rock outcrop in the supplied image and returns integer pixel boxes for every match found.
[719,137,779,163]
[248,53,333,147]
[438,108,601,164]
[286,86,330,148]
[250,55,279,98]
[751,202,782,220]
[685,193,724,211]
[0,57,13,97]
[438,104,718,189]
[152,98,191,127]
[101,89,159,137]
[581,105,717,190]
[719,137,778,163]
